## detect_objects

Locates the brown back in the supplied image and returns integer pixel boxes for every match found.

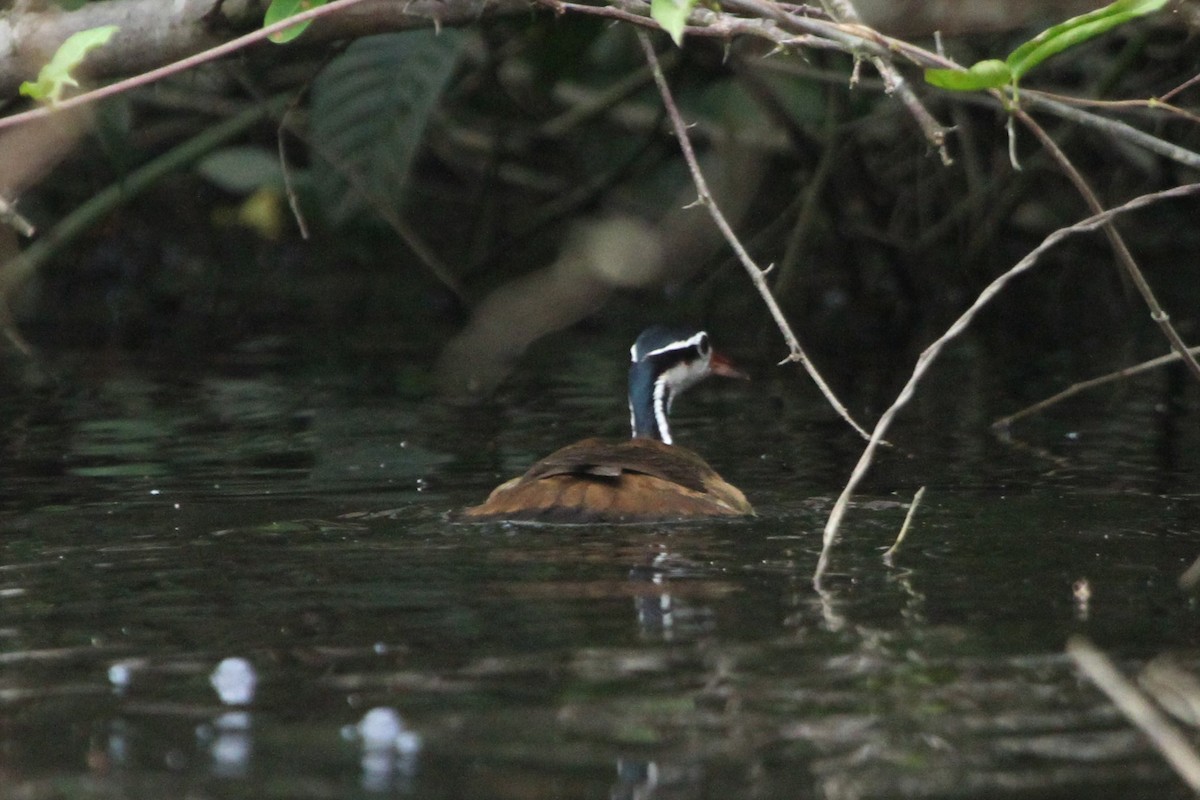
[521,438,717,493]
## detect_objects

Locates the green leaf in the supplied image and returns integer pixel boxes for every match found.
[19,25,119,104]
[264,0,327,44]
[651,0,698,47]
[923,59,1012,92]
[311,31,467,222]
[1005,0,1167,80]
[196,146,292,194]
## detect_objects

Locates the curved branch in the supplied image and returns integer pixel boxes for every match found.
[814,181,1200,585]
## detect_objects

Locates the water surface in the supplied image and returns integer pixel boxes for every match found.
[1,335,1198,799]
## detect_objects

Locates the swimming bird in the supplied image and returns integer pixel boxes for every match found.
[459,326,753,523]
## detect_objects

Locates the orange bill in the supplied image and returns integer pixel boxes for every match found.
[709,350,749,380]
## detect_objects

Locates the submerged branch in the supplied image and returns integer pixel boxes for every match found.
[1068,636,1200,792]
[882,485,925,567]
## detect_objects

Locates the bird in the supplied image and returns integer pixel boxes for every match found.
[458,325,754,523]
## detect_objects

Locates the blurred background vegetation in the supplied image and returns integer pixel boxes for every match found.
[1,0,1197,406]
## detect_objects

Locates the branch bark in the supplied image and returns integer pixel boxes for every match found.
[0,0,529,98]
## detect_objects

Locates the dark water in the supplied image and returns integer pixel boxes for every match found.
[1,333,1198,799]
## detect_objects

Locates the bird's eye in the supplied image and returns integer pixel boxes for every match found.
[697,334,710,356]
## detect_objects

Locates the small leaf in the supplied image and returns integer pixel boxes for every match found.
[264,0,327,44]
[651,0,697,47]
[19,25,119,104]
[1006,0,1167,80]
[923,59,1012,92]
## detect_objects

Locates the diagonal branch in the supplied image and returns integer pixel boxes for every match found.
[813,181,1200,584]
[635,29,875,443]
[992,345,1200,430]
[1014,107,1200,385]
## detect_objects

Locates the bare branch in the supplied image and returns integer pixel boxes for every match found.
[814,181,1200,584]
[1015,107,1200,385]
[636,29,875,443]
[992,345,1200,430]
[1068,636,1200,792]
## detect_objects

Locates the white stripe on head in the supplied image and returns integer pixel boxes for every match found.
[642,330,707,360]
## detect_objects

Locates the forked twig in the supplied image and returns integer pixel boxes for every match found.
[1068,636,1200,791]
[993,345,1200,430]
[814,182,1200,584]
[636,29,873,443]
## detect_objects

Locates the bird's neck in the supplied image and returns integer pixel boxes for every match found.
[628,363,674,445]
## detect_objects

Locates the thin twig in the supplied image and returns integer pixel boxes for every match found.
[1160,72,1200,103]
[278,102,310,240]
[818,0,951,164]
[541,0,819,49]
[281,115,464,299]
[1015,107,1200,385]
[1067,636,1200,792]
[1023,94,1200,172]
[882,486,924,567]
[1021,89,1200,127]
[635,29,874,443]
[773,92,838,298]
[0,195,35,237]
[814,182,1200,584]
[992,345,1200,430]
[541,56,671,139]
[594,0,1200,175]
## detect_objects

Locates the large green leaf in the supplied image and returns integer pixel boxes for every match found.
[264,0,327,44]
[310,30,467,223]
[923,0,1167,93]
[19,25,119,104]
[1005,0,1167,80]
